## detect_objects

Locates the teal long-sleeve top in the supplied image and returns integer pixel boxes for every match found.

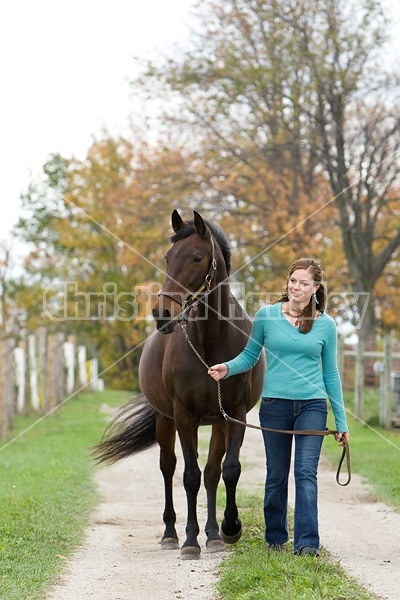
[224,302,348,433]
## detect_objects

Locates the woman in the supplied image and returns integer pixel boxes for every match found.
[208,258,349,556]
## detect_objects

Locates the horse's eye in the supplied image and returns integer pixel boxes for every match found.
[192,255,203,264]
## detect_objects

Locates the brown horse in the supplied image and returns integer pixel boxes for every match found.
[94,210,265,559]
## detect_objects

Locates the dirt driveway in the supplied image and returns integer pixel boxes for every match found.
[46,409,400,600]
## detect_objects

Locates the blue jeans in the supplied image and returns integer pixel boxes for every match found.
[258,397,327,553]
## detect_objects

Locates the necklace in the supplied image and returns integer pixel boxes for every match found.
[283,303,301,319]
[286,310,301,318]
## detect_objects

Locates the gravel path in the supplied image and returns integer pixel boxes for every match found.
[46,409,400,600]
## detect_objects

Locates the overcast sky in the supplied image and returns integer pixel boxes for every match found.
[1,0,399,245]
[0,0,194,242]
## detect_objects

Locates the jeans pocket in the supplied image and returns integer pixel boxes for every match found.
[261,397,276,406]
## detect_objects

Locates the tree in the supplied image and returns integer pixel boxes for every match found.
[12,136,207,388]
[136,0,400,340]
[0,240,14,336]
[284,1,400,340]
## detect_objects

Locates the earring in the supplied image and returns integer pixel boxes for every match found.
[313,291,319,304]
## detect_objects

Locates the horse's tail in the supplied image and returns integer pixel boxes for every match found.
[92,394,157,464]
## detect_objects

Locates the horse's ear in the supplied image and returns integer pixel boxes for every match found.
[171,209,185,232]
[193,211,207,238]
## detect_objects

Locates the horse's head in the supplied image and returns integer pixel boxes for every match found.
[152,210,228,334]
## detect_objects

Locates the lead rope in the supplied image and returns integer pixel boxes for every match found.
[180,321,351,486]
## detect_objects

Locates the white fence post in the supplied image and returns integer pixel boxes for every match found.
[89,358,98,390]
[14,342,26,413]
[36,327,47,411]
[63,340,75,395]
[78,346,88,387]
[28,333,40,410]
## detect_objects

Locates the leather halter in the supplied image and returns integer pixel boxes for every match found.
[157,235,217,318]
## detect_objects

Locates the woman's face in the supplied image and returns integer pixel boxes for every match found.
[287,268,318,307]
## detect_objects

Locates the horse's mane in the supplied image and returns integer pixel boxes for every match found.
[170,219,232,275]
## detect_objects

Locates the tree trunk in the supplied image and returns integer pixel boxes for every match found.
[353,283,375,345]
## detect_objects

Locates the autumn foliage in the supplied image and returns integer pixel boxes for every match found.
[3,0,400,388]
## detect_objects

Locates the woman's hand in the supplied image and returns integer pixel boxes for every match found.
[335,431,349,446]
[208,364,228,381]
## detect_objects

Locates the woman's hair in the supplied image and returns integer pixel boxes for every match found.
[277,258,326,334]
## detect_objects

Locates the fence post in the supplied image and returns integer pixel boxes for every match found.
[380,334,393,429]
[63,334,76,395]
[46,332,65,410]
[0,338,16,437]
[89,358,99,390]
[36,327,47,411]
[14,340,26,414]
[354,339,364,419]
[78,346,88,387]
[28,333,40,410]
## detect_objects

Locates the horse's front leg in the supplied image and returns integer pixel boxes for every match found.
[204,424,226,552]
[177,425,202,559]
[220,420,245,544]
[156,414,179,549]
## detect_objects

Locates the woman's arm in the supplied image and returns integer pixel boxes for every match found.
[321,319,349,433]
[208,307,267,380]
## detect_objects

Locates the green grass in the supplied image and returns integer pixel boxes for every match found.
[0,389,129,600]
[1,389,398,599]
[324,391,400,508]
[216,490,376,600]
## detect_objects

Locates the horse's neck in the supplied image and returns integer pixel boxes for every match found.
[188,260,234,333]
[192,285,234,331]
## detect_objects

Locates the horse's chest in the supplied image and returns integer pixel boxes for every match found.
[161,343,212,399]
[163,352,204,386]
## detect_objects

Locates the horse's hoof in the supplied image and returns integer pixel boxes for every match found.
[206,538,226,553]
[220,528,242,544]
[220,521,242,545]
[161,537,179,550]
[181,545,201,559]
